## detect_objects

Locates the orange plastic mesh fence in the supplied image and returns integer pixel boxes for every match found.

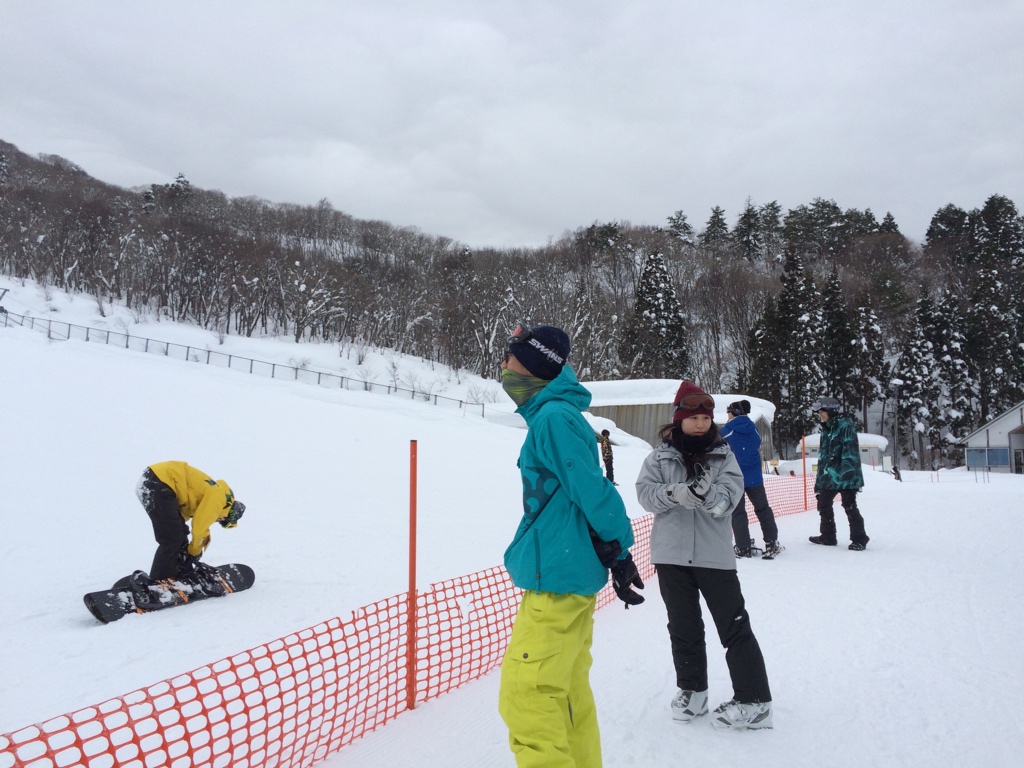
[743,472,814,523]
[1,477,810,768]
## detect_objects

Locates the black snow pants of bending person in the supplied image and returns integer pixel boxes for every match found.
[136,468,188,580]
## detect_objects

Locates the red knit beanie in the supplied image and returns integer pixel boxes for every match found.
[672,381,715,423]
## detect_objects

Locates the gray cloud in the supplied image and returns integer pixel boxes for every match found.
[2,0,1022,247]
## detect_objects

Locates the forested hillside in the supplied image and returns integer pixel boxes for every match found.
[2,138,1021,464]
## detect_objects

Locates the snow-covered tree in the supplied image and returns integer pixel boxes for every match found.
[849,299,887,428]
[895,297,944,466]
[749,250,820,456]
[666,210,695,247]
[618,251,689,379]
[816,268,858,412]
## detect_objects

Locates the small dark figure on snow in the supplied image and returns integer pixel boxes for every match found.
[597,428,617,485]
[809,399,870,551]
[135,461,246,599]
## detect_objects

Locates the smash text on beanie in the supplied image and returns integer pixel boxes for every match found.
[508,324,571,380]
[673,381,715,423]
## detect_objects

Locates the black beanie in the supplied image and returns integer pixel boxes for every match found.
[509,325,571,380]
[728,399,752,416]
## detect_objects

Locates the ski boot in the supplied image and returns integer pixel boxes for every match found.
[710,699,773,730]
[671,689,708,722]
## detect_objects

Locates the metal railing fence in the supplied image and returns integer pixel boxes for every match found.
[1,310,497,417]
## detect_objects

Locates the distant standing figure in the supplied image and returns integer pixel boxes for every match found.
[597,429,617,485]
[808,399,870,551]
[136,461,246,596]
[719,400,781,558]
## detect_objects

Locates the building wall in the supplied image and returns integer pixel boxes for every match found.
[963,402,1024,473]
[588,403,776,459]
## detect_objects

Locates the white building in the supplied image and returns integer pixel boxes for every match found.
[797,431,890,470]
[958,400,1024,474]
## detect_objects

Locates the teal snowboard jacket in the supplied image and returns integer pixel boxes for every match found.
[815,413,865,492]
[503,365,636,596]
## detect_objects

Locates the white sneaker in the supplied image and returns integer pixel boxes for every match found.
[710,699,773,729]
[671,689,709,722]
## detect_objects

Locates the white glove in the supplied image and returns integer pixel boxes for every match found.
[668,463,712,508]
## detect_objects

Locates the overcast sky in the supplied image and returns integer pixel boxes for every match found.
[2,1,1022,249]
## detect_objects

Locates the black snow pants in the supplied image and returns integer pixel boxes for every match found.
[136,468,188,579]
[816,488,869,546]
[656,564,772,703]
[731,484,779,548]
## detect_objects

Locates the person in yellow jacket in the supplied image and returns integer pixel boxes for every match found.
[135,461,245,587]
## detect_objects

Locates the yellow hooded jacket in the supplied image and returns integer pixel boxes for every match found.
[149,461,235,557]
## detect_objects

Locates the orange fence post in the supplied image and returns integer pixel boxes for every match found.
[408,439,418,711]
[801,436,808,511]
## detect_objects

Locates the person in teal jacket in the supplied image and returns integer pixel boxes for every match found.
[809,397,871,550]
[497,322,643,768]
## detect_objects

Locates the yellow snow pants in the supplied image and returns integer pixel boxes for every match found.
[498,591,601,767]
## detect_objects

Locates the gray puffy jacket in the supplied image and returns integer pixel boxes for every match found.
[635,440,744,570]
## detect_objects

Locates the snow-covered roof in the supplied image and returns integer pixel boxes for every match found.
[801,432,889,449]
[581,379,777,424]
[956,399,1024,444]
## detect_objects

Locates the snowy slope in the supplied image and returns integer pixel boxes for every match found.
[2,276,1023,767]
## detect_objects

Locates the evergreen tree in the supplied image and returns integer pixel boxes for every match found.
[666,210,695,247]
[896,297,944,467]
[749,250,820,457]
[618,251,689,378]
[748,296,783,422]
[878,212,900,234]
[849,299,887,427]
[816,268,858,412]
[699,206,730,247]
[927,291,973,461]
[783,198,846,261]
[732,199,763,261]
[965,267,1020,421]
[975,194,1024,266]
[759,201,786,266]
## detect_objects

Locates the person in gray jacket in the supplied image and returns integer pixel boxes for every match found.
[636,381,773,730]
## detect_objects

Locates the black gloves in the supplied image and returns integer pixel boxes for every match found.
[588,526,622,568]
[589,526,644,608]
[610,553,645,608]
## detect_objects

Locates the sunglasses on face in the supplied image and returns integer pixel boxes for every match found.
[675,393,715,411]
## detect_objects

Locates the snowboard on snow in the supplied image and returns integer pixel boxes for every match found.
[83,564,255,624]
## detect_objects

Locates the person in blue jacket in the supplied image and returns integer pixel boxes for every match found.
[497,322,643,768]
[719,400,781,558]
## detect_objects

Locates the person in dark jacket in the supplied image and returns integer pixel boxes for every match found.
[719,400,781,558]
[497,323,643,767]
[809,398,871,551]
[636,381,773,730]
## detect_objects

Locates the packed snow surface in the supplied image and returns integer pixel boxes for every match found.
[1,277,1021,767]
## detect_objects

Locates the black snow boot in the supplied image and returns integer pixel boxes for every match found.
[809,535,837,546]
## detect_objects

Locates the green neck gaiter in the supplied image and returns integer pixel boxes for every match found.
[501,370,551,407]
